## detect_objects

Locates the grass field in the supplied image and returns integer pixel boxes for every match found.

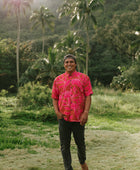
[0,87,140,170]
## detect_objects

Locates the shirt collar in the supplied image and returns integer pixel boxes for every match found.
[65,70,77,77]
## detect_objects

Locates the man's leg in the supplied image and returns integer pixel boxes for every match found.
[59,119,73,170]
[72,123,88,170]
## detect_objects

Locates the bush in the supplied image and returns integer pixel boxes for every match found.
[110,72,132,91]
[111,60,140,91]
[18,82,52,108]
[127,60,140,90]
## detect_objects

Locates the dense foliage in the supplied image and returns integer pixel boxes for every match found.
[111,58,140,90]
[0,39,38,91]
[0,39,16,91]
[0,0,140,91]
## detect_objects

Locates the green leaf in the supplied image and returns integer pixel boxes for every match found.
[91,14,97,25]
[71,15,77,24]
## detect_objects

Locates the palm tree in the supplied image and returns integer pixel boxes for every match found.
[20,48,62,87]
[36,48,60,84]
[59,0,104,75]
[30,6,55,54]
[3,0,33,88]
[55,31,86,72]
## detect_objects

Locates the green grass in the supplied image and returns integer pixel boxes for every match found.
[0,88,140,151]
[0,119,59,150]
[87,87,140,133]
[0,96,59,150]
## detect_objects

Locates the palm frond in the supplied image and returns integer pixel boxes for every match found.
[90,14,97,25]
[71,15,78,24]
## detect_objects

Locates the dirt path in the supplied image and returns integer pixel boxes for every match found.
[0,122,140,170]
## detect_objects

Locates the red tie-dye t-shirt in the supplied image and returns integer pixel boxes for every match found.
[52,71,93,122]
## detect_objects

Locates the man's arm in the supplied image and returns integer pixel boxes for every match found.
[53,99,65,120]
[80,95,91,126]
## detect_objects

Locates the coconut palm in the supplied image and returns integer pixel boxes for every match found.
[3,0,33,88]
[30,6,55,54]
[20,48,63,87]
[55,31,86,72]
[59,0,104,75]
[36,48,60,83]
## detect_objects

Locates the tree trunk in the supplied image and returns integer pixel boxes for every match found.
[42,28,45,54]
[86,26,89,75]
[16,8,20,89]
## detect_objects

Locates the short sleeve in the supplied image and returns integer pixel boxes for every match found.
[52,79,59,100]
[84,75,93,96]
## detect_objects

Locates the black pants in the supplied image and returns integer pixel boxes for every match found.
[59,119,86,170]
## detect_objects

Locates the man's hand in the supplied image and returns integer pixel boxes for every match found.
[56,111,66,120]
[53,99,66,120]
[80,95,91,126]
[80,112,88,126]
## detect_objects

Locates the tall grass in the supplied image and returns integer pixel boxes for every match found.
[91,87,140,117]
[88,87,140,133]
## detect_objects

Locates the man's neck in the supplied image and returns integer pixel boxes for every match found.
[66,70,76,75]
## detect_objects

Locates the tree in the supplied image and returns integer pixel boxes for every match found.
[59,0,104,75]
[20,48,63,87]
[3,0,33,88]
[0,38,16,91]
[35,47,62,86]
[30,6,55,54]
[54,31,86,72]
[97,7,140,64]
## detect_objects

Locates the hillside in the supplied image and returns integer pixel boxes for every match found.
[0,0,139,41]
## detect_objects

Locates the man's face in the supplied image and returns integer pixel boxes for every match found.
[64,58,77,74]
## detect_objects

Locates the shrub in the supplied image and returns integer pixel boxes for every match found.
[127,60,140,90]
[111,60,140,91]
[110,72,132,91]
[18,82,52,108]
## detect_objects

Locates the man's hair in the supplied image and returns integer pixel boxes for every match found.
[63,54,77,64]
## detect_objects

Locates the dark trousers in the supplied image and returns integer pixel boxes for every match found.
[59,119,86,170]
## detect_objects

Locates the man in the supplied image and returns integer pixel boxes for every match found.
[52,54,93,170]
